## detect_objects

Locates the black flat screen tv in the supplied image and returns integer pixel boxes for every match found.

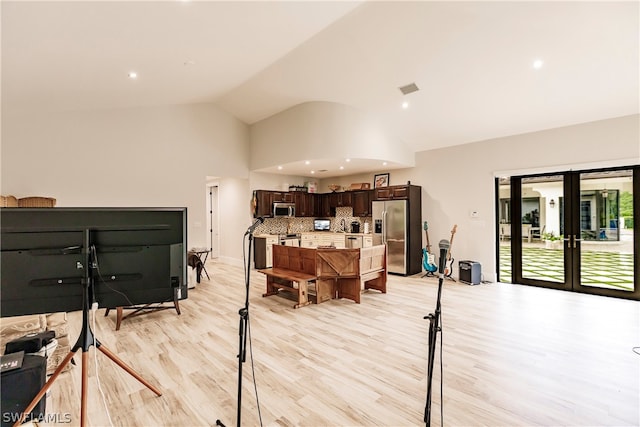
[0,208,187,318]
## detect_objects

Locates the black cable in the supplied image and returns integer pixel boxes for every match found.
[633,347,640,356]
[91,245,134,307]
[242,233,263,427]
[439,312,443,427]
[247,310,263,426]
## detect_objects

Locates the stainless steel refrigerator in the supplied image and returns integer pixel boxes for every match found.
[373,200,408,275]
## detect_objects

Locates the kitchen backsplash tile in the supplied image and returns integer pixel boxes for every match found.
[253,206,371,235]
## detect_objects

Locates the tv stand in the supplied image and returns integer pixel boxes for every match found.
[104,288,181,330]
[13,229,162,427]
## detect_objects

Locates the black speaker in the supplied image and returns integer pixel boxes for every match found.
[1,355,46,426]
[459,260,481,285]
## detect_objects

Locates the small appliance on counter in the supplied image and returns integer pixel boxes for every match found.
[350,221,360,233]
[314,219,330,231]
[363,222,370,234]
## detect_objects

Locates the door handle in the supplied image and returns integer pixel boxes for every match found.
[573,234,582,249]
[382,211,387,244]
[562,235,583,248]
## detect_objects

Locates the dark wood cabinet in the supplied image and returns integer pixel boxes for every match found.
[253,190,295,217]
[318,193,331,217]
[373,185,411,200]
[294,192,316,217]
[271,191,293,203]
[328,191,352,207]
[318,191,354,216]
[352,190,372,216]
[253,190,273,217]
[339,192,353,207]
[254,187,379,218]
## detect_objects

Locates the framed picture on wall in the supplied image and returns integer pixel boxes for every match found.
[374,173,389,188]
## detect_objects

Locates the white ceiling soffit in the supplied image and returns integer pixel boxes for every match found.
[219,1,639,152]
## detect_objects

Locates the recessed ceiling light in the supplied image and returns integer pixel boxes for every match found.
[402,100,409,109]
[277,166,283,170]
[339,166,344,170]
[382,162,388,166]
[305,160,310,165]
[533,59,544,69]
[310,170,315,174]
[345,158,351,162]
[128,71,138,79]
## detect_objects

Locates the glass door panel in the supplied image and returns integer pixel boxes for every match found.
[577,170,635,293]
[519,175,568,287]
[501,166,638,300]
[497,178,511,283]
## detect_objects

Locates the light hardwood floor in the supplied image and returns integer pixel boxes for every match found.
[43,261,639,426]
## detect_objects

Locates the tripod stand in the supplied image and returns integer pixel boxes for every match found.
[217,217,263,427]
[14,230,162,427]
[423,241,448,427]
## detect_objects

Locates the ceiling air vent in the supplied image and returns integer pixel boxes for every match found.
[399,82,419,95]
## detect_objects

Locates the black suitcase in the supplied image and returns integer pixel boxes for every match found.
[1,355,46,426]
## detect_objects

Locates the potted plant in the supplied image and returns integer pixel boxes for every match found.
[542,231,563,249]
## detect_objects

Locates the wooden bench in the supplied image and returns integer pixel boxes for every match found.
[259,245,317,309]
[317,244,387,304]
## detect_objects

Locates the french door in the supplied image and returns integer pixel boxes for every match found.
[497,166,639,300]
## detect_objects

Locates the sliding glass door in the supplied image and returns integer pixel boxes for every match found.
[497,166,639,300]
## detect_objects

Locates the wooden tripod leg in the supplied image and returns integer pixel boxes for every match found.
[13,349,78,427]
[97,344,162,396]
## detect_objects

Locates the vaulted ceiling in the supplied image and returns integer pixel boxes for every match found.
[2,1,638,176]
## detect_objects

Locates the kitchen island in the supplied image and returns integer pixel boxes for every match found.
[254,232,375,268]
[259,244,387,307]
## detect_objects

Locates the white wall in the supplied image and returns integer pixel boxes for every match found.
[3,101,636,274]
[249,171,310,192]
[1,103,250,257]
[250,101,415,170]
[320,114,639,280]
[216,177,250,266]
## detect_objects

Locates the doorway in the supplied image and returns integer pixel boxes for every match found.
[207,184,219,259]
[497,166,638,300]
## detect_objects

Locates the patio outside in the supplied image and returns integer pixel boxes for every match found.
[499,229,634,291]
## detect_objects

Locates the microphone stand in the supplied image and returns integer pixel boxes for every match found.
[423,248,447,427]
[217,217,263,427]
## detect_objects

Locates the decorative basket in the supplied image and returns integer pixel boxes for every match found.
[1,195,19,207]
[17,197,57,208]
[350,183,371,190]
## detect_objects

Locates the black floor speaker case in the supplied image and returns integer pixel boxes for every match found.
[1,355,46,426]
[459,260,481,285]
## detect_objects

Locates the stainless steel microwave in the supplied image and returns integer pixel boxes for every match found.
[273,202,295,218]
